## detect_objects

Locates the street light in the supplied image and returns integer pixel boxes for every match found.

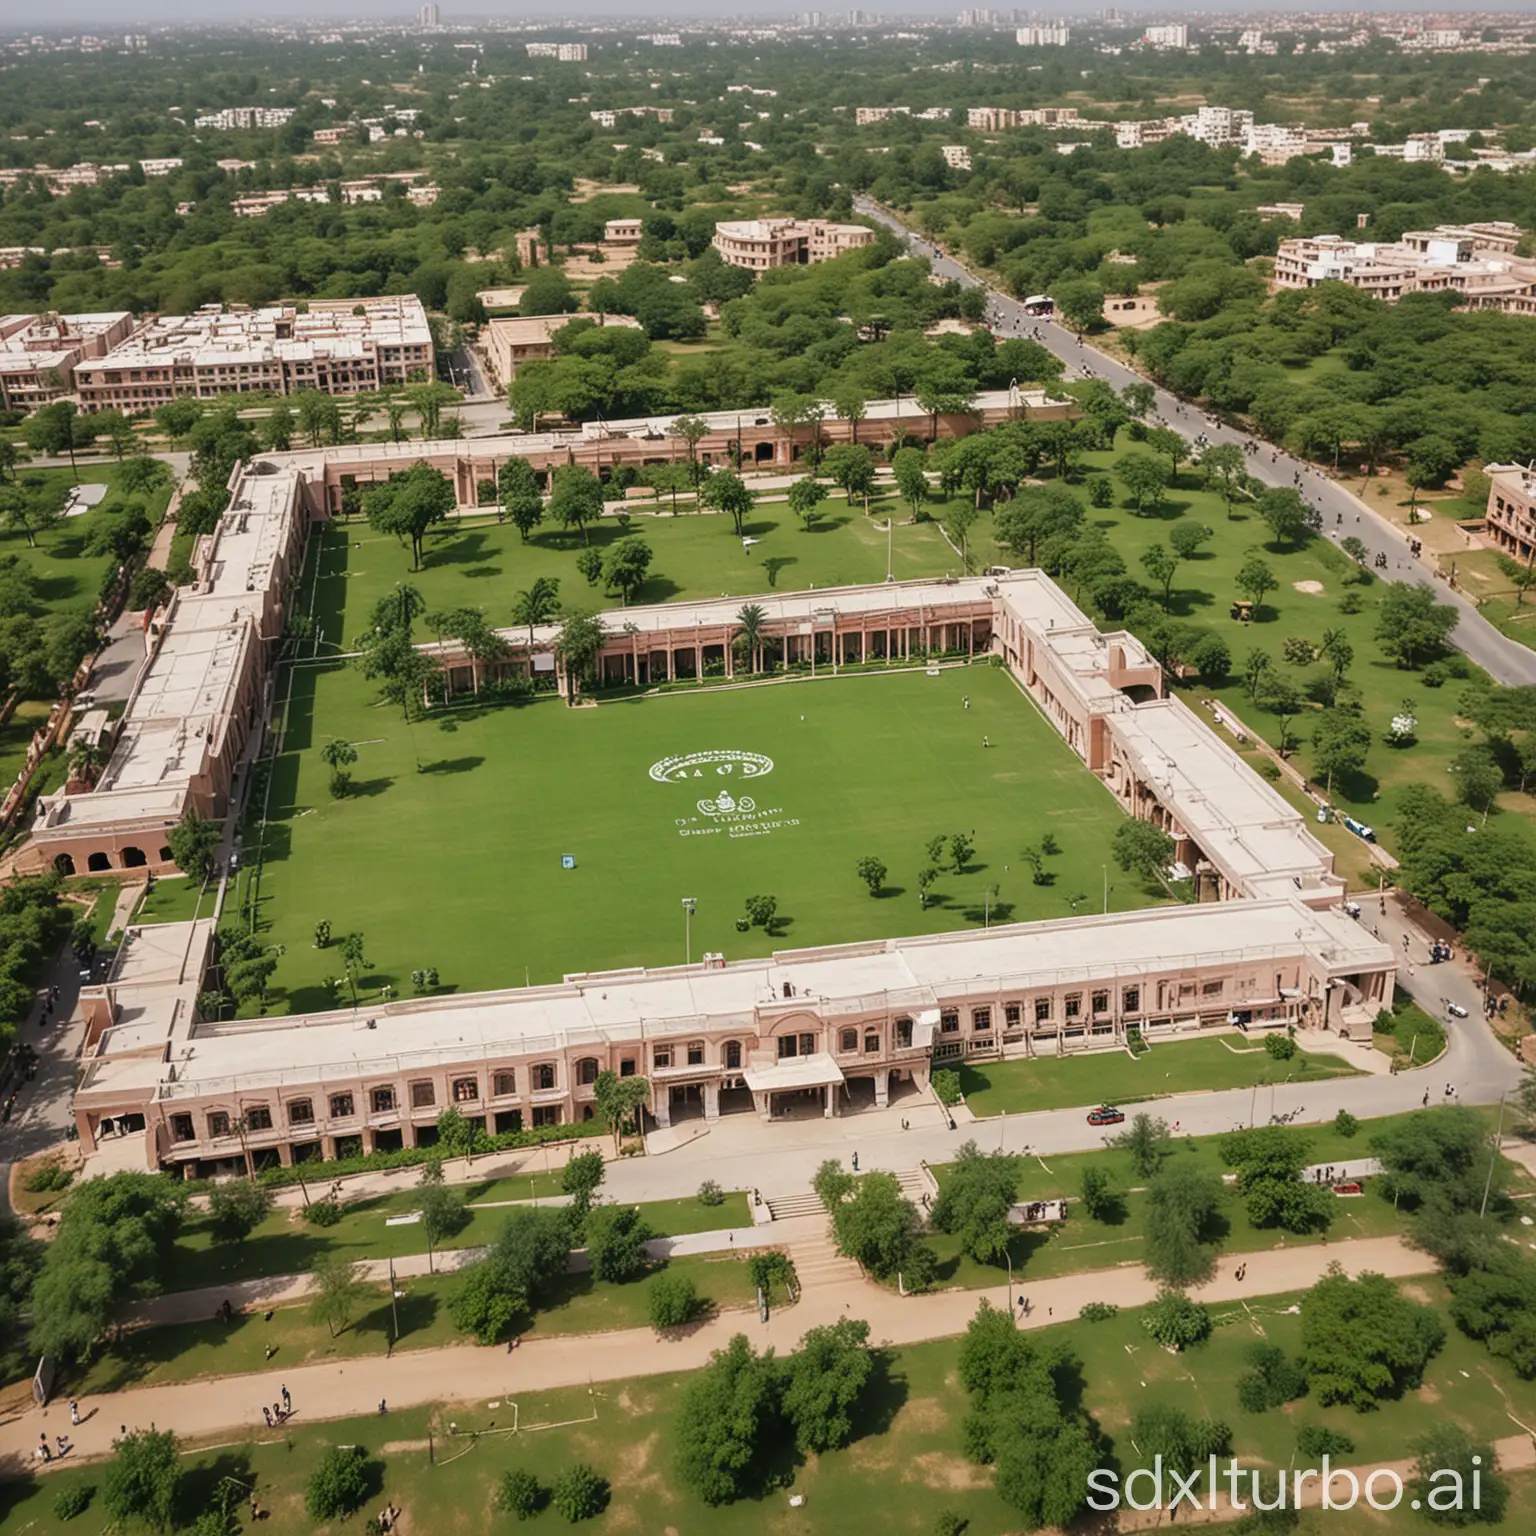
[682,897,697,966]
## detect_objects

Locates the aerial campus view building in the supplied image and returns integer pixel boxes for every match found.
[19,395,1394,1174]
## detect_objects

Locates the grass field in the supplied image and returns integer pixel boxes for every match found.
[132,873,216,927]
[955,1034,1361,1117]
[13,1277,1536,1536]
[239,661,1154,1008]
[167,1189,753,1293]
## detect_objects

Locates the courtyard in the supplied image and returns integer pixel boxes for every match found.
[238,660,1157,1010]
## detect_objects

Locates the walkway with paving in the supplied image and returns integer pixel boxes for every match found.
[1,1233,1431,1475]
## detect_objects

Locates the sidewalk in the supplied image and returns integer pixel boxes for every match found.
[2,1235,1431,1474]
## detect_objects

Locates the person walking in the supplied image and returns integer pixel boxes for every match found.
[39,1435,51,1462]
[262,1406,273,1428]
[281,1384,291,1415]
[69,1399,79,1426]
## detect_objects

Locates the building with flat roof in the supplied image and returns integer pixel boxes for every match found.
[1483,462,1536,562]
[1273,225,1536,313]
[71,296,434,411]
[0,310,134,413]
[713,218,874,271]
[481,313,643,389]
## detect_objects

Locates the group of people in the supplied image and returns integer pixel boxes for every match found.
[259,1384,293,1429]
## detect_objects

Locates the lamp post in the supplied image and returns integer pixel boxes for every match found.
[1481,1091,1509,1219]
[682,897,697,966]
[883,517,894,583]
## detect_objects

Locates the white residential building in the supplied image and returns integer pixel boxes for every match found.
[1017,25,1070,47]
[193,107,296,131]
[1142,25,1189,50]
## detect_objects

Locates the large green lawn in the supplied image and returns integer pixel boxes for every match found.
[239,661,1153,1008]
[956,1034,1361,1117]
[14,1278,1536,1536]
[310,490,961,653]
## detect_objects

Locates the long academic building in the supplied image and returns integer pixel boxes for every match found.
[39,411,1394,1173]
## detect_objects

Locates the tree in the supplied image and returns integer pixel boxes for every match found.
[1496,552,1536,608]
[1201,442,1247,517]
[338,931,368,1005]
[593,1069,650,1149]
[127,566,172,612]
[554,610,606,704]
[1411,1426,1509,1527]
[1140,543,1181,611]
[1311,710,1371,797]
[744,893,778,930]
[499,456,544,541]
[23,401,93,481]
[561,1149,607,1218]
[1453,744,1503,813]
[735,602,767,674]
[930,1142,1020,1265]
[822,442,876,509]
[364,462,456,570]
[649,1270,699,1330]
[320,736,358,799]
[1190,632,1231,683]
[1235,556,1278,616]
[1237,1341,1307,1412]
[833,387,869,445]
[832,1171,931,1282]
[510,575,561,644]
[166,809,220,880]
[1053,278,1105,333]
[1144,1166,1223,1287]
[1078,1165,1120,1221]
[1145,426,1190,483]
[893,446,928,519]
[0,438,20,483]
[549,465,604,546]
[1111,820,1174,887]
[1121,382,1157,419]
[1300,1265,1445,1409]
[1115,452,1172,515]
[308,1254,371,1338]
[675,1332,780,1505]
[813,1158,856,1211]
[496,1468,547,1520]
[0,485,63,548]
[306,1445,372,1522]
[583,1204,654,1283]
[451,1207,572,1343]
[1168,520,1212,561]
[1406,436,1461,502]
[1220,1127,1332,1234]
[207,1179,273,1244]
[1257,487,1311,548]
[1376,582,1458,668]
[787,474,827,532]
[671,415,709,486]
[948,831,974,872]
[1371,1106,1494,1223]
[703,468,755,536]
[783,1316,874,1454]
[551,1463,610,1523]
[995,484,1083,565]
[419,1161,468,1267]
[103,1428,181,1534]
[855,855,887,896]
[602,536,653,604]
[1142,1288,1213,1350]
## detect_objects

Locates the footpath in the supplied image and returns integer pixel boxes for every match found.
[0,1234,1431,1475]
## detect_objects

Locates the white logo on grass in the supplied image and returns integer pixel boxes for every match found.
[698,790,755,817]
[648,749,774,784]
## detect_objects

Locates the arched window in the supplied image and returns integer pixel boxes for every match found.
[87,852,111,872]
[121,847,147,868]
[53,854,76,876]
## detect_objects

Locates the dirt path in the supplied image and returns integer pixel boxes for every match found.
[2,1235,1432,1476]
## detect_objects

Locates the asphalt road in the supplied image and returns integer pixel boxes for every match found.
[856,197,1536,690]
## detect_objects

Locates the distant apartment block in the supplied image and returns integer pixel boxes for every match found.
[713,218,875,271]
[0,311,135,413]
[71,297,434,412]
[941,145,972,170]
[967,106,1078,131]
[139,158,184,178]
[588,106,674,129]
[1273,224,1536,314]
[525,42,588,62]
[482,314,643,389]
[1142,25,1189,49]
[1244,123,1310,165]
[193,107,296,131]
[1483,463,1536,562]
[1255,202,1306,222]
[1186,106,1254,146]
[1017,25,1070,46]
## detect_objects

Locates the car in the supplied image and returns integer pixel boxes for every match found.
[1087,1105,1126,1126]
[1445,1001,1469,1020]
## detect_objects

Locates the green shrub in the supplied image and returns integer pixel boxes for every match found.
[1333,1110,1359,1138]
[648,1271,699,1330]
[26,1160,74,1194]
[1297,1425,1355,1459]
[304,1199,343,1227]
[934,1511,968,1536]
[53,1484,94,1521]
[495,1467,546,1520]
[1263,1032,1297,1060]
[696,1179,725,1207]
[1079,1301,1120,1322]
[931,1068,962,1106]
[551,1463,609,1523]
[306,1446,371,1522]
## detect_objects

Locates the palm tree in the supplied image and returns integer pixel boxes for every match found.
[736,602,767,675]
[68,738,106,788]
[510,576,561,645]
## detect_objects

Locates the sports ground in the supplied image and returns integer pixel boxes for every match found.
[238,659,1154,1013]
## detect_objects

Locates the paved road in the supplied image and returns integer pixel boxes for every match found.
[855,198,1536,690]
[2,1233,1429,1473]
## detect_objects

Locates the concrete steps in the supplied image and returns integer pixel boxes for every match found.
[894,1167,932,1205]
[766,1191,824,1222]
[788,1233,864,1290]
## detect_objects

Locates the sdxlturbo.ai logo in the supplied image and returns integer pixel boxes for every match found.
[1086,1455,1489,1515]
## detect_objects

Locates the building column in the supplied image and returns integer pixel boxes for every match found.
[874,1072,890,1108]
[823,1085,835,1119]
[668,647,675,681]
[754,1091,772,1122]
[654,1091,672,1128]
[703,1081,720,1121]
[276,1142,294,1166]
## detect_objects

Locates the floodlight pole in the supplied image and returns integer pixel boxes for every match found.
[682,897,697,966]
[1481,1092,1508,1219]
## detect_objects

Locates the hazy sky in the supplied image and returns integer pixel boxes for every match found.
[0,1,1512,25]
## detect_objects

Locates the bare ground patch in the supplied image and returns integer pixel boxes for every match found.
[894,1396,949,1435]
[912,1451,992,1491]
[1292,580,1325,594]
